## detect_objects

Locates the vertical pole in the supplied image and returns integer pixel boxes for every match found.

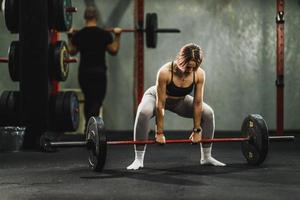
[20,0,49,149]
[50,30,61,95]
[133,0,144,114]
[276,0,284,135]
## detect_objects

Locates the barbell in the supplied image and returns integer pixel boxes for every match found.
[41,114,295,172]
[67,13,180,48]
[105,13,180,48]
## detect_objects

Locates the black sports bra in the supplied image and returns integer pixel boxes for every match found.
[166,62,195,97]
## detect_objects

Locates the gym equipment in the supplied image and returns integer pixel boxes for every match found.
[49,40,77,81]
[0,91,20,126]
[3,0,76,33]
[49,0,76,32]
[42,114,295,172]
[0,41,77,82]
[67,13,180,48]
[48,91,80,132]
[104,13,180,48]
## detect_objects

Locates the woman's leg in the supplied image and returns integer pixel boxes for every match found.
[127,86,156,170]
[170,96,225,166]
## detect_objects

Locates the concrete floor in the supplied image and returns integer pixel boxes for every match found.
[0,136,299,200]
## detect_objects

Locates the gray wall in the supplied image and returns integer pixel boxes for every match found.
[0,0,299,131]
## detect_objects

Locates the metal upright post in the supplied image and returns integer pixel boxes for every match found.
[276,0,285,135]
[133,0,144,114]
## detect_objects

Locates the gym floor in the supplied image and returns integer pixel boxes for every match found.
[0,133,299,200]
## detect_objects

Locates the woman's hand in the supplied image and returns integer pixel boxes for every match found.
[189,130,202,144]
[155,131,166,144]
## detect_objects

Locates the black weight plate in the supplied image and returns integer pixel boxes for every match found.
[241,114,269,166]
[86,116,107,172]
[62,91,79,131]
[6,91,20,125]
[0,91,20,126]
[48,94,56,129]
[4,0,19,33]
[53,0,72,32]
[146,13,158,48]
[0,91,11,126]
[8,41,20,81]
[53,92,65,131]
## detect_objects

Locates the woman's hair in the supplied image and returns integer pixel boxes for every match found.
[176,43,204,72]
[84,6,99,21]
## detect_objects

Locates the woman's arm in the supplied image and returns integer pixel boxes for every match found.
[193,69,205,131]
[155,67,168,134]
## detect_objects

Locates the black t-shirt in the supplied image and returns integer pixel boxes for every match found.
[72,27,113,72]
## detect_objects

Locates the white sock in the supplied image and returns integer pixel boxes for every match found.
[200,145,226,167]
[126,145,146,170]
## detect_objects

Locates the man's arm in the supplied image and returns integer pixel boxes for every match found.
[106,28,122,55]
[67,29,79,56]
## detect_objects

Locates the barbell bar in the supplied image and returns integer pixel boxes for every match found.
[104,28,180,34]
[0,57,76,64]
[0,57,9,63]
[42,114,295,172]
[45,135,295,147]
[49,137,250,148]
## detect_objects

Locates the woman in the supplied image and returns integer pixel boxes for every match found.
[127,43,225,170]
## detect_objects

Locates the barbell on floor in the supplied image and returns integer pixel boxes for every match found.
[41,114,295,172]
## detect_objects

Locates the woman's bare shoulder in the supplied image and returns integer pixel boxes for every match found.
[158,62,172,75]
[195,67,205,83]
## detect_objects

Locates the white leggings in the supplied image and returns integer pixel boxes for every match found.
[134,86,215,150]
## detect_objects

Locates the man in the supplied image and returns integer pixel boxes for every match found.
[67,6,122,129]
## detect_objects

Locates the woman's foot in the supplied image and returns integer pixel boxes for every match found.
[201,157,226,166]
[126,159,144,170]
[126,150,145,170]
[200,146,226,166]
